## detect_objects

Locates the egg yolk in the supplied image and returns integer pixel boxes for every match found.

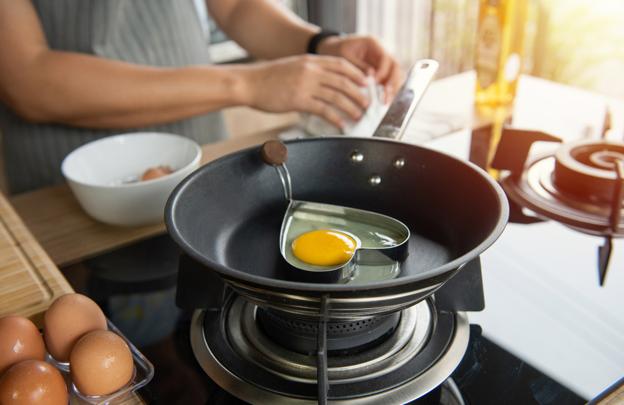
[292,230,356,267]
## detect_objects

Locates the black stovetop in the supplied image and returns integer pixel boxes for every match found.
[105,304,582,405]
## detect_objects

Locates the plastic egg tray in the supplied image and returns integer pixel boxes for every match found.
[45,319,154,404]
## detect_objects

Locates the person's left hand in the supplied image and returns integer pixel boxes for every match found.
[317,34,403,103]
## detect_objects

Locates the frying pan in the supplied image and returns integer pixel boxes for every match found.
[165,61,508,319]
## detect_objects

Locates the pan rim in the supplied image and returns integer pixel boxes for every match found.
[165,136,509,292]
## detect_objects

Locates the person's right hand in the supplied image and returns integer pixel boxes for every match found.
[242,55,370,129]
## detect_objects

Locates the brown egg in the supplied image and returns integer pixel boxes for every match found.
[141,165,173,181]
[0,360,68,405]
[43,293,107,362]
[0,316,46,375]
[70,330,134,396]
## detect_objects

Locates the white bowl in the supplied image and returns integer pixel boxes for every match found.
[62,132,201,226]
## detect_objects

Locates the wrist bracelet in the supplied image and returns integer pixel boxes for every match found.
[307,30,341,54]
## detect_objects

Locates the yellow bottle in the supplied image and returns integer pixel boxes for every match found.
[475,0,529,110]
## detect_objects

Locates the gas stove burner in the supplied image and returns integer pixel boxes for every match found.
[190,294,469,404]
[553,140,624,204]
[499,138,624,237]
[492,130,624,285]
[502,156,624,237]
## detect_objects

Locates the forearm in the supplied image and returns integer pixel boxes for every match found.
[1,50,250,129]
[68,101,215,129]
[207,0,318,59]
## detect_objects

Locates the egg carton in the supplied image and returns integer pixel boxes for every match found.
[46,319,154,405]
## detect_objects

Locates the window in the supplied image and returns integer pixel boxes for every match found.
[312,0,624,98]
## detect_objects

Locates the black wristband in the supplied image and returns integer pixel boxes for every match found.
[307,30,341,54]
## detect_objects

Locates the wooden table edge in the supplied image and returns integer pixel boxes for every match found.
[10,127,284,267]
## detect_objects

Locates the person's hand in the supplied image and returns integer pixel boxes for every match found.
[317,35,403,103]
[241,55,369,129]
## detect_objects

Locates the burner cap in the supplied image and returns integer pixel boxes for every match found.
[256,308,400,354]
[500,148,624,237]
[554,140,624,203]
[589,150,624,170]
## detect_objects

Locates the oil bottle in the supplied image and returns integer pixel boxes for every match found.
[475,0,529,110]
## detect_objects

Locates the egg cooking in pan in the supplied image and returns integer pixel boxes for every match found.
[291,229,357,267]
[281,201,410,284]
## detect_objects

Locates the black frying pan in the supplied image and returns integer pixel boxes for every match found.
[165,136,508,318]
[166,60,508,318]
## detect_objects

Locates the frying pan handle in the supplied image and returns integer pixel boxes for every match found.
[372,59,439,141]
[261,140,288,166]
